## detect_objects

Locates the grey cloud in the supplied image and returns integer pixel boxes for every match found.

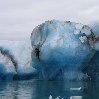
[0,0,99,40]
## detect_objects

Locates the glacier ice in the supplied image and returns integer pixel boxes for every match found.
[31,20,99,81]
[0,20,99,81]
[0,40,37,80]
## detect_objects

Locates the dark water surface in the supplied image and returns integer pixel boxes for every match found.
[0,80,99,99]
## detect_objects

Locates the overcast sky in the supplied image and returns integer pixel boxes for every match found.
[0,0,99,40]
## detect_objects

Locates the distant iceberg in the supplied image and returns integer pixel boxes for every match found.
[0,20,99,81]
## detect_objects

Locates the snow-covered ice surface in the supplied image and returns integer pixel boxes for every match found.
[0,20,99,81]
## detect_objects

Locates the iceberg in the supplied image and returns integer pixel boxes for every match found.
[0,20,99,81]
[31,20,99,81]
[0,40,37,80]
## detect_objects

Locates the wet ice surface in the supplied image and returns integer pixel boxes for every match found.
[0,80,99,99]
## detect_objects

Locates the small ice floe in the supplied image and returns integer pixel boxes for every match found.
[49,95,64,99]
[49,95,53,99]
[55,96,60,99]
[70,96,82,99]
[70,87,82,91]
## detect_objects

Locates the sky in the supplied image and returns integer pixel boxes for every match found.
[0,0,99,40]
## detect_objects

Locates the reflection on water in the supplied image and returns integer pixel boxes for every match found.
[0,80,99,99]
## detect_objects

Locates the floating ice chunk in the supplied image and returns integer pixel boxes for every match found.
[70,96,82,99]
[49,95,53,99]
[55,96,60,99]
[70,87,82,91]
[49,95,64,99]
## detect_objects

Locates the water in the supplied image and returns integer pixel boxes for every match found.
[0,80,99,99]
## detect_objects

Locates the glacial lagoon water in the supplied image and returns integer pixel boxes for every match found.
[0,80,99,99]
